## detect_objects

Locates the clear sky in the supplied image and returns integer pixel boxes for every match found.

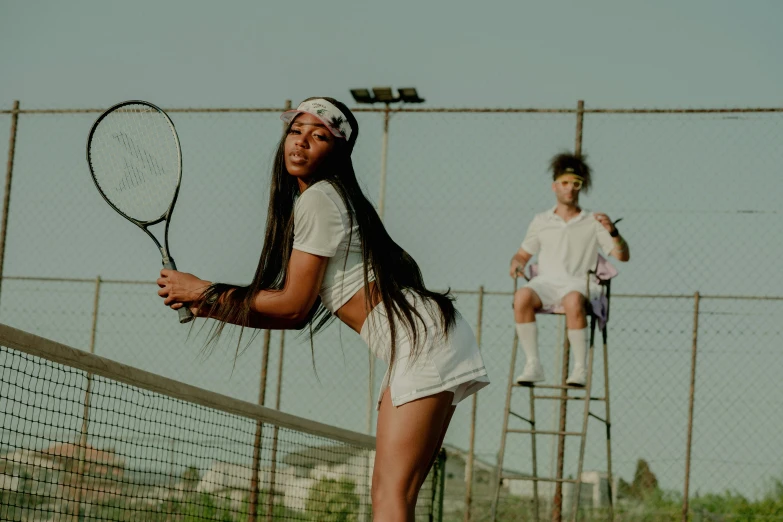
[1,0,782,501]
[2,0,783,110]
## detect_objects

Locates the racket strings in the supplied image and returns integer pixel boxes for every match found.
[89,104,180,223]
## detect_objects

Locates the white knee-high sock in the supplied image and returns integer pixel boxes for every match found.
[516,322,539,365]
[567,328,588,369]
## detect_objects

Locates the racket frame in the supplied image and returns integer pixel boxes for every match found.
[87,100,193,323]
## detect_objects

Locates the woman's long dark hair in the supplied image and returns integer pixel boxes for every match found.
[199,97,457,368]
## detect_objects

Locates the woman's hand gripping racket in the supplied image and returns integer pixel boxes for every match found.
[87,100,194,323]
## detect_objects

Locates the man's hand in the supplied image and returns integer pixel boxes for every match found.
[509,259,525,279]
[594,212,617,235]
[509,248,533,279]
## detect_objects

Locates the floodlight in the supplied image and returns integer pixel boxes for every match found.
[398,88,425,103]
[350,89,375,104]
[372,87,398,103]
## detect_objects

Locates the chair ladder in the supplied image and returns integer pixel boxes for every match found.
[490,313,614,522]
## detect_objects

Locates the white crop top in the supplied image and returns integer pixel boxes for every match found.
[292,181,374,313]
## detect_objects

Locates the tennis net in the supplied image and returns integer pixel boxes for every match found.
[0,324,445,521]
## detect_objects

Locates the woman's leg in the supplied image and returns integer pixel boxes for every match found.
[372,389,456,522]
[423,402,457,480]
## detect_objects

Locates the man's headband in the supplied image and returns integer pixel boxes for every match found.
[280,99,352,141]
[556,167,584,181]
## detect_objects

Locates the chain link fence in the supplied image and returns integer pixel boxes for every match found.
[1,102,781,521]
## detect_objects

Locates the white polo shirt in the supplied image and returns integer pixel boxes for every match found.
[292,181,374,313]
[521,206,615,282]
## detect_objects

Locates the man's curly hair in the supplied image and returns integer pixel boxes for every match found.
[550,152,592,193]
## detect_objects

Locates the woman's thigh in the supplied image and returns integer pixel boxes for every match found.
[373,389,455,499]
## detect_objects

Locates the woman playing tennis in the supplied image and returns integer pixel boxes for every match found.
[157,97,489,521]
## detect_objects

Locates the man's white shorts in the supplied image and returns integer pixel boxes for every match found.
[524,276,600,308]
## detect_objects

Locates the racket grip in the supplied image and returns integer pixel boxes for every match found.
[162,256,195,324]
[177,306,194,324]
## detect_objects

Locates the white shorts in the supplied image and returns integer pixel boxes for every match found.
[360,292,490,410]
[524,276,600,309]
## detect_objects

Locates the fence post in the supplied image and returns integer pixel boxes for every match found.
[438,448,447,522]
[682,292,700,521]
[72,275,101,521]
[552,99,585,522]
[249,329,272,522]
[166,437,176,521]
[574,99,585,156]
[464,286,485,522]
[266,331,285,522]
[378,103,391,220]
[0,100,20,310]
[431,447,447,522]
[252,101,293,521]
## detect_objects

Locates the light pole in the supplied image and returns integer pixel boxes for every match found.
[349,86,425,522]
[350,87,425,220]
[349,87,426,431]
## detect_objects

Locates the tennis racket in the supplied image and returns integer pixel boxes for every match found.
[87,100,193,323]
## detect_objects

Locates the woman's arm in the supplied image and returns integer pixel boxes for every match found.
[247,249,328,323]
[157,249,329,330]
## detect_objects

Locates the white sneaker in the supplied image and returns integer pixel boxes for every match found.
[516,361,545,384]
[566,366,587,387]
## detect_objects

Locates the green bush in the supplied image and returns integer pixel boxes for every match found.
[305,477,361,522]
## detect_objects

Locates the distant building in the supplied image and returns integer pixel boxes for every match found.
[1,442,125,503]
[41,442,125,480]
[195,461,324,512]
[0,448,61,495]
[196,462,257,494]
[193,444,375,514]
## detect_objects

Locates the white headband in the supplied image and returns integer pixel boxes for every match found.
[280,98,352,141]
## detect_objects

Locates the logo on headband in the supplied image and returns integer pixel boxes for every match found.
[281,99,352,141]
[312,104,347,138]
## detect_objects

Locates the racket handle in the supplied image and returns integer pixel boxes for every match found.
[162,256,195,324]
[177,306,195,324]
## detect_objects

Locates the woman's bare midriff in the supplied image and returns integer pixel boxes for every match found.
[334,281,381,333]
